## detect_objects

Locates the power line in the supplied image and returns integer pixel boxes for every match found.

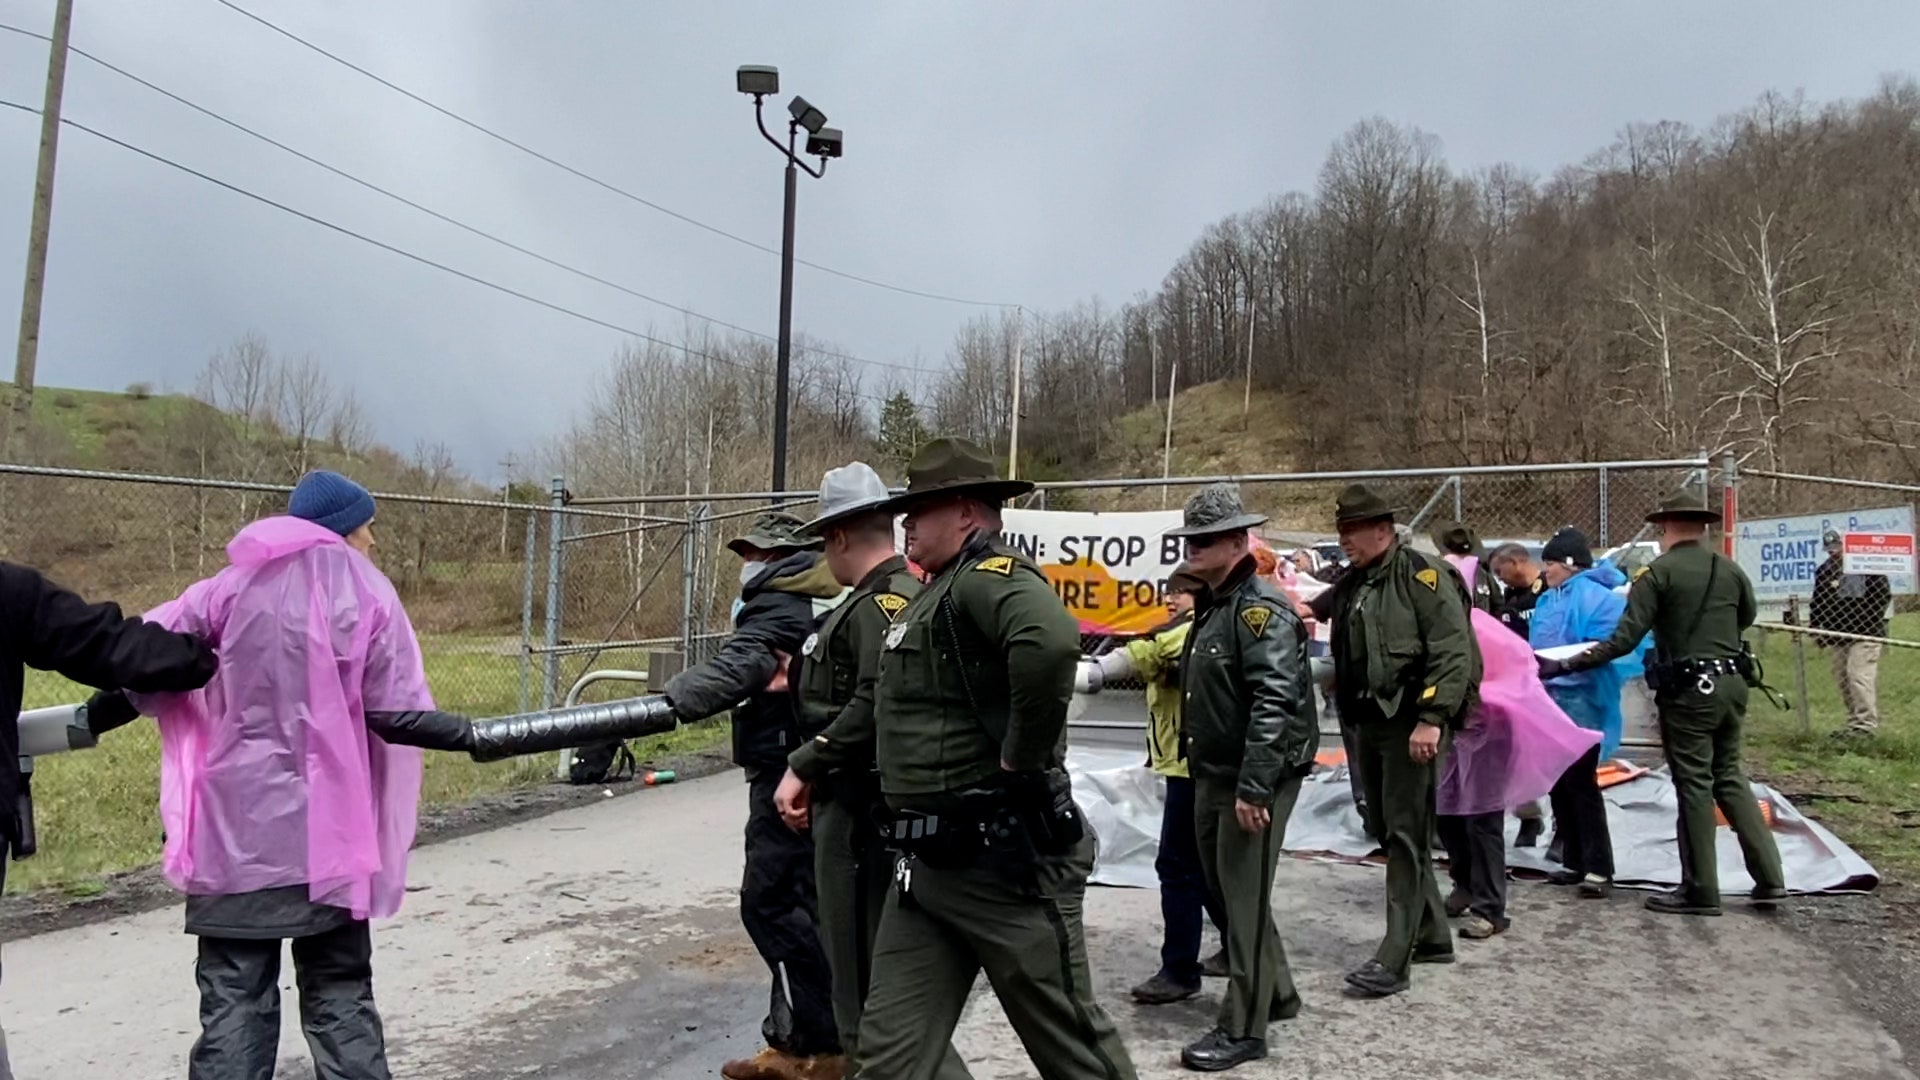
[0,21,938,381]
[0,98,897,404]
[208,0,1027,310]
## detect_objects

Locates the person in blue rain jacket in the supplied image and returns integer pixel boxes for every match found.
[1530,529,1650,758]
[1526,528,1649,898]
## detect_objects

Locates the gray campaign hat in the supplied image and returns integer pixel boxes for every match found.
[1823,528,1843,547]
[800,462,896,536]
[1166,483,1269,538]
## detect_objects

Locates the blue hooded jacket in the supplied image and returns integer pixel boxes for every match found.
[1530,560,1649,757]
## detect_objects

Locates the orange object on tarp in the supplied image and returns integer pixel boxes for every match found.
[1596,761,1648,789]
[1718,797,1775,828]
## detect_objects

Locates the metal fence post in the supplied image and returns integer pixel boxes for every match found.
[518,507,537,715]
[1597,465,1610,548]
[1720,451,1739,558]
[1787,596,1812,734]
[680,506,698,666]
[1451,474,1464,521]
[542,475,566,711]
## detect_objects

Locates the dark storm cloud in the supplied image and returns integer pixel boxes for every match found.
[3,0,1914,478]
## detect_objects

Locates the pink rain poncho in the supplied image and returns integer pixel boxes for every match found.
[1436,556,1601,816]
[138,516,433,921]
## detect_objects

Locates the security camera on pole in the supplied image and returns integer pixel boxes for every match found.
[735,65,844,499]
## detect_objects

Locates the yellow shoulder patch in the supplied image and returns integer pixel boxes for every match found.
[1420,685,1438,702]
[873,592,909,622]
[1415,568,1440,591]
[1631,566,1651,582]
[975,556,1015,576]
[1240,606,1273,638]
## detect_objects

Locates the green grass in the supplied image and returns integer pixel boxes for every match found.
[6,637,729,896]
[1748,614,1920,883]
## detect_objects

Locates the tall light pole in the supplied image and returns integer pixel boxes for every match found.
[736,65,842,496]
[6,0,75,460]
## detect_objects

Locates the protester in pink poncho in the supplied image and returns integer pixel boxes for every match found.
[1434,552,1601,941]
[138,471,477,1080]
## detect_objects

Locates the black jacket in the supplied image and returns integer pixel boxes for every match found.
[1179,557,1317,805]
[1497,576,1545,640]
[2,562,218,843]
[1810,556,1891,642]
[664,550,845,771]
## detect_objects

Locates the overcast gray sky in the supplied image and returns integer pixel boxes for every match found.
[3,0,1916,482]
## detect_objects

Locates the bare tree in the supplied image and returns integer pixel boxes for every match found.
[276,355,333,479]
[1688,209,1844,472]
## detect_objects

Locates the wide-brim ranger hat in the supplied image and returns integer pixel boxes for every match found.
[799,462,896,536]
[874,437,1034,513]
[1166,483,1269,538]
[1334,483,1398,527]
[726,510,823,556]
[1645,484,1722,525]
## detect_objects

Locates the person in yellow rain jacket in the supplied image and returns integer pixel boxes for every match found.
[1102,566,1231,1004]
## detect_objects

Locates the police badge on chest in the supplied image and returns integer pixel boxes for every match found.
[885,623,908,650]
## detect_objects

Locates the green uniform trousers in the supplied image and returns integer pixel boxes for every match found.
[1656,680,1785,905]
[1355,708,1452,976]
[856,833,1137,1080]
[1195,775,1304,1040]
[811,791,971,1079]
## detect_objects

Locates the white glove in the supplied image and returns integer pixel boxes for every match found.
[1076,650,1138,694]
[1309,656,1336,691]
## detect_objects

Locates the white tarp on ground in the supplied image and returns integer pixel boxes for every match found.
[1066,745,1880,894]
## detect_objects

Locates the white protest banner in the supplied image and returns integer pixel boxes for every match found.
[1732,504,1916,607]
[999,508,1185,635]
[1843,532,1916,578]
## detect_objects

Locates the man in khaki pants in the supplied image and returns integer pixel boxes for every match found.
[1810,530,1891,737]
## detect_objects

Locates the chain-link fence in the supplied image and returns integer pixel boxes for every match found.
[0,462,661,721]
[1735,467,1918,740]
[2,457,1719,716]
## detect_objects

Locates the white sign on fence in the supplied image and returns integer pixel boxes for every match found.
[1843,532,1917,578]
[999,508,1186,636]
[1732,504,1917,606]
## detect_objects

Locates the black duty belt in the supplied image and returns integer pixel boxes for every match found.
[1653,655,1744,695]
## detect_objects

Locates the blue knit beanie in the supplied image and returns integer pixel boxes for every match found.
[289,470,376,536]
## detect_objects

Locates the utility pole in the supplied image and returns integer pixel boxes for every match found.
[1241,298,1257,421]
[1160,339,1178,509]
[1007,307,1025,480]
[6,0,75,460]
[498,454,517,555]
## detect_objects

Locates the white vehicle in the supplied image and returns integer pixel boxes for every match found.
[1482,537,1546,562]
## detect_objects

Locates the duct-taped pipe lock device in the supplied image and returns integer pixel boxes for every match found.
[17,702,102,758]
[15,701,126,861]
[467,694,679,763]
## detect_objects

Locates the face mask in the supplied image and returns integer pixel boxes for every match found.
[739,561,766,588]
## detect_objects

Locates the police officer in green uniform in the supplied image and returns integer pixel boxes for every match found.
[772,462,971,1080]
[856,437,1138,1080]
[1541,487,1787,916]
[1310,485,1481,998]
[1166,484,1317,1072]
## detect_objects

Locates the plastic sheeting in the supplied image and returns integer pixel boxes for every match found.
[1067,745,1879,894]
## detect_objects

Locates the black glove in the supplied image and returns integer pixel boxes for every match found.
[1536,656,1571,680]
[83,690,143,737]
